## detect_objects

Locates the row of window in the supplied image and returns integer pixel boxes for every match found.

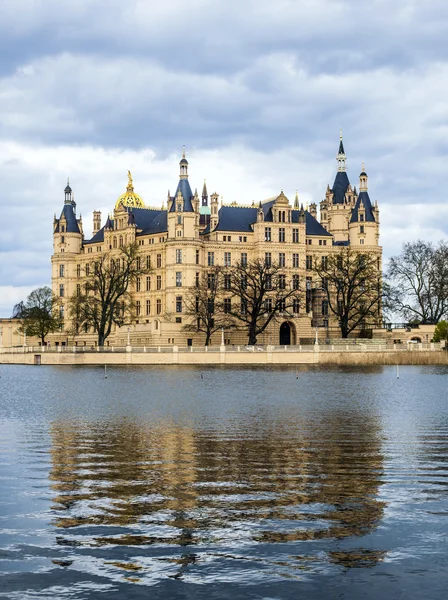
[206,272,300,291]
[134,299,163,316]
[264,227,298,243]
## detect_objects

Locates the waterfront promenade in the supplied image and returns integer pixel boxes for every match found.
[1,342,447,366]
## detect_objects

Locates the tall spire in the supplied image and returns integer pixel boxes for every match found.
[179,146,188,180]
[202,179,208,207]
[336,131,347,172]
[294,190,299,209]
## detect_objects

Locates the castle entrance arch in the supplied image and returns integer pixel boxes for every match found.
[279,322,296,346]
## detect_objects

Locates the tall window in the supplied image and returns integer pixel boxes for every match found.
[146,255,151,269]
[279,253,285,267]
[241,252,247,267]
[59,284,64,297]
[176,272,182,287]
[292,228,299,243]
[176,249,182,264]
[279,274,286,289]
[207,273,215,289]
[176,296,183,313]
[321,256,328,269]
[224,252,231,267]
[157,254,162,268]
[293,298,299,313]
[196,249,200,264]
[266,274,272,290]
[76,264,81,277]
[136,300,141,316]
[76,284,81,296]
[157,275,162,290]
[293,253,299,268]
[265,227,271,242]
[59,264,65,277]
[146,276,151,291]
[264,298,272,312]
[136,257,141,269]
[322,300,329,316]
[306,256,313,270]
[241,298,247,314]
[195,272,200,287]
[278,228,285,242]
[224,298,231,313]
[136,277,141,292]
[292,274,299,290]
[156,299,162,314]
[85,264,90,276]
[224,274,231,290]
[360,225,365,234]
[265,252,271,267]
[208,252,214,266]
[146,300,151,316]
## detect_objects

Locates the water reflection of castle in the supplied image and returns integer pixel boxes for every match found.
[49,413,386,568]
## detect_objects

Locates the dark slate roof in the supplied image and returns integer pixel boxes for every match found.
[84,208,167,244]
[333,240,350,246]
[85,227,106,244]
[132,207,168,234]
[331,171,350,204]
[169,179,194,212]
[215,206,258,231]
[350,191,375,223]
[338,139,345,154]
[202,204,332,237]
[293,210,332,236]
[54,204,81,233]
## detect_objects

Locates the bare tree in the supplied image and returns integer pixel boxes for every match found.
[182,267,234,345]
[313,247,382,338]
[386,240,448,324]
[14,286,62,345]
[68,243,148,346]
[226,258,301,345]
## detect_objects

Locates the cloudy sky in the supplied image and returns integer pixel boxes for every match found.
[1,0,447,315]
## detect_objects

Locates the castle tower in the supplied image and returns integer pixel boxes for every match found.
[320,134,356,242]
[349,163,379,247]
[168,149,197,239]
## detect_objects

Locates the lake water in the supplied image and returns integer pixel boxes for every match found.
[0,364,447,599]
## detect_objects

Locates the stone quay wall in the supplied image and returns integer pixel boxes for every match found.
[1,344,447,366]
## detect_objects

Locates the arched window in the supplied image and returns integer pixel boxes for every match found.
[113,237,117,248]
[119,236,123,247]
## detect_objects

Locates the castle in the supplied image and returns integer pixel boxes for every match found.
[51,136,382,347]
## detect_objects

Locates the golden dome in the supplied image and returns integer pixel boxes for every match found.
[115,171,145,210]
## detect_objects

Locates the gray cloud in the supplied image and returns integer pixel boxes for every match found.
[0,0,447,314]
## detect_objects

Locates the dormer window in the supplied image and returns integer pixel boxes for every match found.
[177,203,182,212]
[360,213,364,222]
[61,225,65,232]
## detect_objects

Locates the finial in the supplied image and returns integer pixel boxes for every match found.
[127,170,133,189]
[340,128,342,140]
[67,177,70,186]
[182,145,186,159]
[362,161,365,172]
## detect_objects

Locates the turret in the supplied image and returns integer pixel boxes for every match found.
[349,164,379,246]
[210,192,219,230]
[54,180,83,254]
[93,210,101,235]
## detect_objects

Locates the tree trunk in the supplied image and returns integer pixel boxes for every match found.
[98,333,106,347]
[248,326,257,345]
[205,331,211,346]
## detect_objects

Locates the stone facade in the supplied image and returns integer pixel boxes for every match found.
[50,138,382,347]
